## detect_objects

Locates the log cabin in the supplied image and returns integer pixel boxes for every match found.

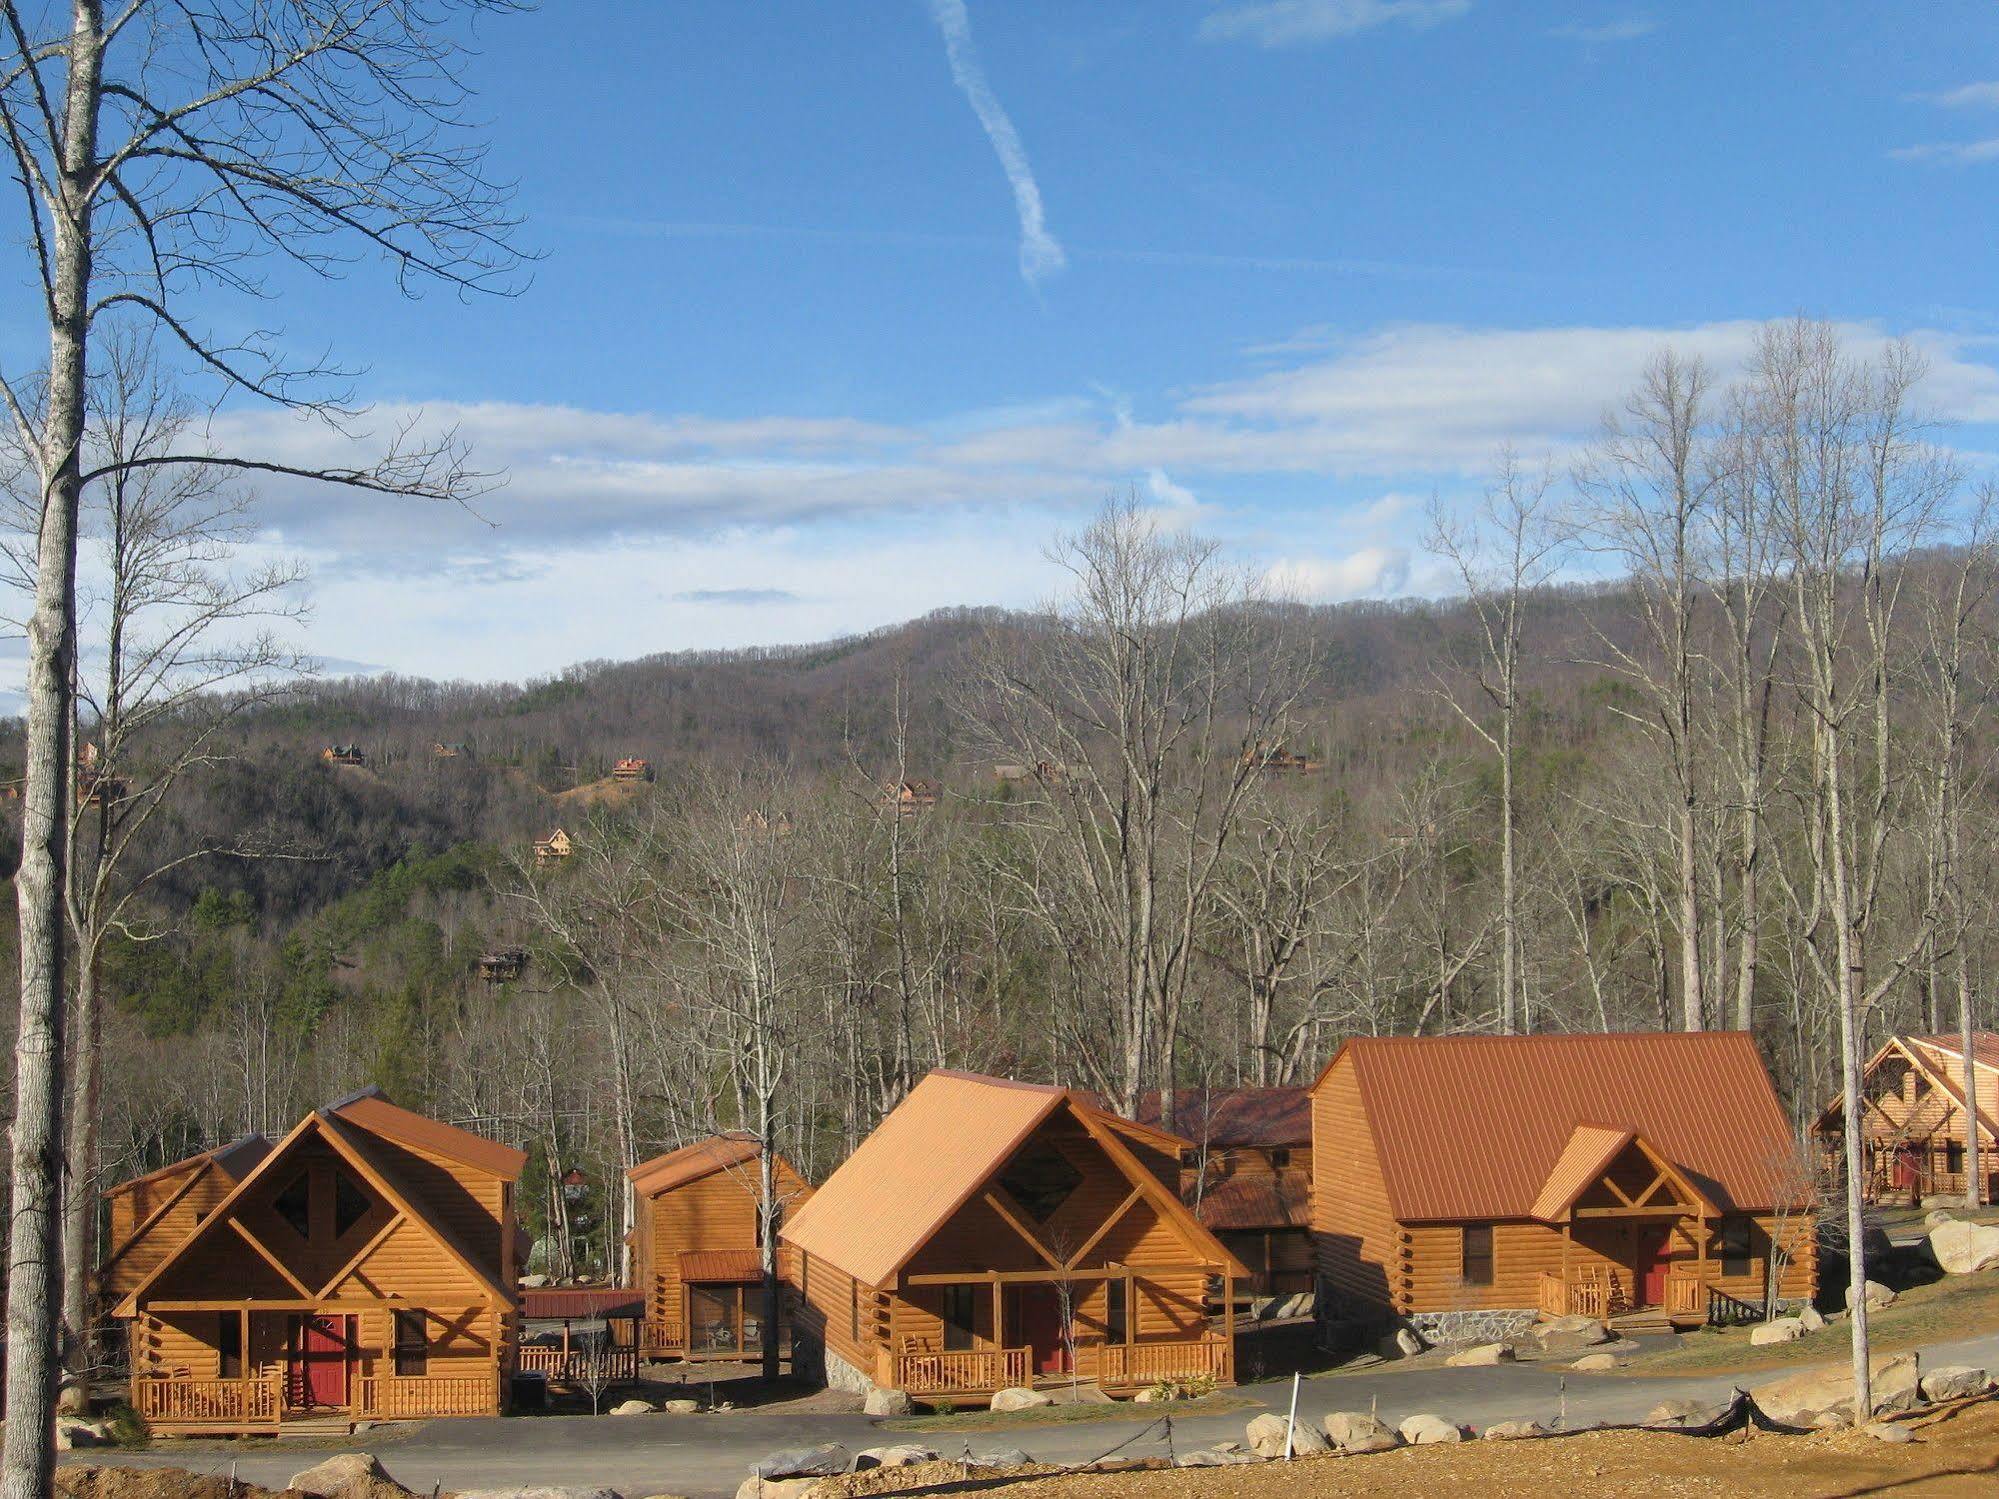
[884,778,941,815]
[534,828,573,863]
[111,1087,526,1435]
[99,1136,273,1316]
[1132,1088,1313,1301]
[321,745,366,766]
[476,947,529,984]
[626,1134,813,1361]
[1312,1032,1817,1347]
[1813,1033,1999,1206]
[782,1070,1246,1402]
[612,757,654,782]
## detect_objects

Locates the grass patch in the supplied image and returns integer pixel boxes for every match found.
[1620,1269,1999,1377]
[882,1392,1253,1433]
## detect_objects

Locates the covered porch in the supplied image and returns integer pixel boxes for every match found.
[883,1263,1235,1397]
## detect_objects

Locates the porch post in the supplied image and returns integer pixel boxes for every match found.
[990,1277,1002,1353]
[1561,1220,1572,1311]
[239,1309,249,1379]
[1221,1268,1235,1381]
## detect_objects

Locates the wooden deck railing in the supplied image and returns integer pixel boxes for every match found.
[134,1375,280,1427]
[1538,1270,1616,1319]
[356,1374,498,1418]
[1096,1338,1230,1387]
[1664,1272,1706,1315]
[892,1346,1029,1394]
[516,1345,640,1383]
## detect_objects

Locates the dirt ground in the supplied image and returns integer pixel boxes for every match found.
[828,1400,1999,1499]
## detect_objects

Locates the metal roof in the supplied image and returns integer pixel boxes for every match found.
[1133,1088,1311,1148]
[102,1134,270,1199]
[1912,1032,1999,1073]
[626,1134,763,1198]
[678,1248,768,1283]
[520,1287,644,1320]
[1528,1125,1637,1223]
[1195,1172,1311,1231]
[327,1089,526,1179]
[1316,1032,1804,1222]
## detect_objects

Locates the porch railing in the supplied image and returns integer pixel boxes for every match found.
[134,1375,280,1427]
[356,1374,499,1418]
[1663,1272,1706,1316]
[1096,1337,1230,1387]
[891,1346,1029,1394]
[1537,1270,1617,1319]
[516,1344,640,1384]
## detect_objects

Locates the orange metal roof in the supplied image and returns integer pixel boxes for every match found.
[328,1088,526,1179]
[1528,1125,1636,1223]
[627,1134,762,1198]
[1912,1032,1999,1073]
[1316,1032,1803,1221]
[781,1071,1069,1288]
[678,1248,767,1283]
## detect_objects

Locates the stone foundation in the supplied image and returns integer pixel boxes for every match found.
[822,1342,882,1397]
[1404,1307,1539,1345]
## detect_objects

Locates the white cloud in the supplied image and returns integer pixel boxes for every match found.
[1918,81,1999,109]
[1201,0,1472,47]
[925,0,1066,288]
[1548,15,1656,43]
[1264,546,1412,600]
[1890,137,1999,165]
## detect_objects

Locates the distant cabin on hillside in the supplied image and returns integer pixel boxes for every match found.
[612,757,654,783]
[476,948,528,984]
[1241,741,1321,774]
[626,1135,812,1362]
[1814,1033,1999,1207]
[884,778,941,816]
[321,745,366,767]
[110,1087,525,1435]
[431,742,472,760]
[534,828,573,864]
[1312,1032,1817,1348]
[1132,1087,1314,1300]
[783,1070,1244,1401]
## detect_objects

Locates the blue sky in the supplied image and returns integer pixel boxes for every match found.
[23,0,1999,684]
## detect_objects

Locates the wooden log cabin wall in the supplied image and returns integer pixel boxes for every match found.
[782,1071,1246,1400]
[1312,1032,1818,1347]
[109,1087,525,1435]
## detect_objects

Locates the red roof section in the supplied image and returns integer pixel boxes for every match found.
[678,1248,769,1283]
[1912,1032,1999,1073]
[1132,1088,1311,1148]
[520,1287,644,1320]
[1318,1032,1804,1221]
[1195,1172,1310,1231]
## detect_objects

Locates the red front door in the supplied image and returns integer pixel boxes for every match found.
[288,1315,350,1408]
[1893,1145,1922,1190]
[1012,1286,1070,1376]
[1636,1227,1673,1308]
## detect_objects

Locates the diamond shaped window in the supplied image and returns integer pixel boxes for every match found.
[997,1143,1082,1223]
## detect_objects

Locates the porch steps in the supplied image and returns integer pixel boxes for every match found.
[1608,1310,1697,1337]
[277,1415,355,1437]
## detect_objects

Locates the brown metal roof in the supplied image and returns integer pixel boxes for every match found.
[1316,1032,1804,1221]
[678,1248,767,1283]
[626,1134,762,1198]
[328,1088,527,1179]
[102,1134,270,1198]
[1912,1032,1999,1073]
[1196,1172,1310,1231]
[1133,1088,1311,1148]
[782,1069,1247,1287]
[520,1287,644,1320]
[1528,1125,1635,1223]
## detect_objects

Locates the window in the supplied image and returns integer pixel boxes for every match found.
[1718,1219,1753,1279]
[1104,1278,1129,1344]
[1947,1139,1966,1175]
[218,1314,242,1379]
[942,1285,977,1352]
[1461,1225,1494,1286]
[393,1310,428,1377]
[997,1143,1083,1223]
[334,1169,371,1238]
[274,1172,312,1240]
[1269,1148,1292,1170]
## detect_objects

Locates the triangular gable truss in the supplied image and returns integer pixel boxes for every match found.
[99,1157,217,1280]
[1532,1126,1718,1225]
[1818,1037,1999,1145]
[117,1108,509,1317]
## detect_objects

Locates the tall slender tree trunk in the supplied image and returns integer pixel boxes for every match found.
[1678,797,1703,1029]
[1499,662,1518,1034]
[57,947,103,1416]
[6,13,100,1493]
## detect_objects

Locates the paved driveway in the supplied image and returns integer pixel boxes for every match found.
[81,1329,1999,1498]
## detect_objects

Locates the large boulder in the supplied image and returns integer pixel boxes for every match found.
[1799,1306,1826,1332]
[1444,1342,1514,1367]
[1482,1420,1545,1441]
[852,1445,935,1471]
[1176,1450,1258,1467]
[609,1399,653,1417]
[1244,1412,1327,1457]
[749,1445,850,1481]
[1751,1351,1921,1427]
[1929,1219,1999,1276]
[1920,1366,1993,1403]
[1378,1328,1424,1359]
[735,1481,820,1499]
[863,1388,914,1417]
[1532,1315,1610,1354]
[52,1418,108,1452]
[661,1399,700,1415]
[289,1454,397,1497]
[1322,1411,1400,1453]
[968,1449,1035,1468]
[1865,1423,1914,1445]
[1646,1397,1730,1429]
[1749,1318,1806,1346]
[1844,1279,1897,1312]
[1571,1352,1621,1372]
[1398,1413,1463,1445]
[988,1387,1052,1413]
